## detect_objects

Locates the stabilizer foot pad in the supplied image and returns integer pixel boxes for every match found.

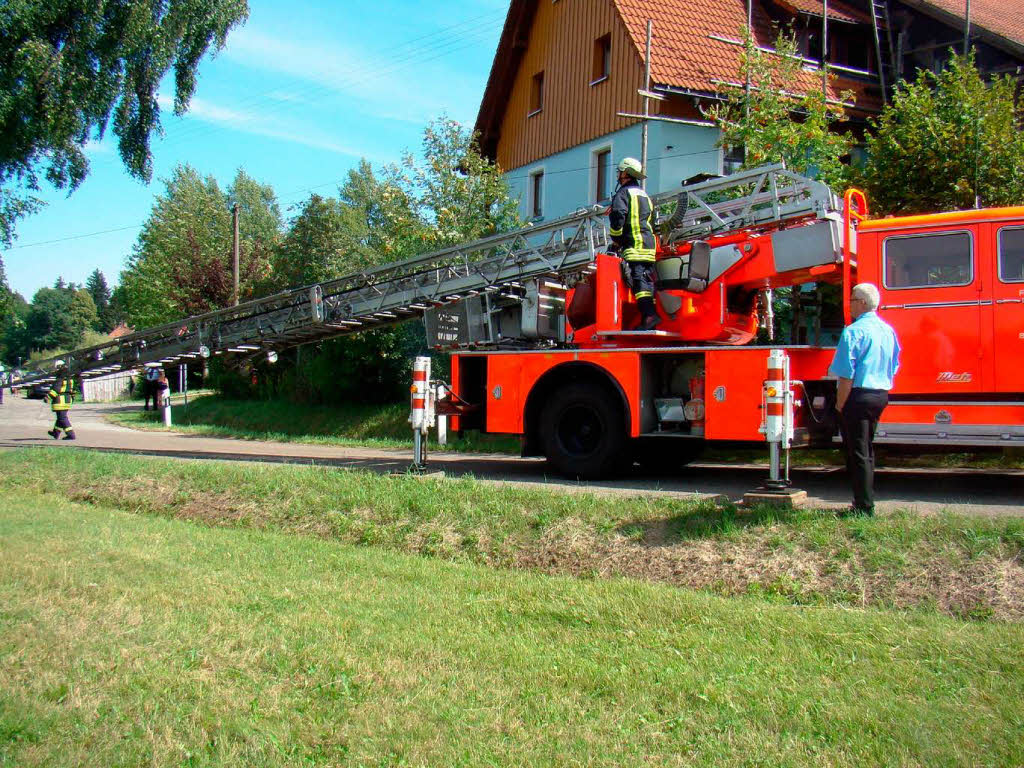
[742,488,808,508]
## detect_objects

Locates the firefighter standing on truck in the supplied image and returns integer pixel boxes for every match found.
[46,360,77,440]
[608,157,660,331]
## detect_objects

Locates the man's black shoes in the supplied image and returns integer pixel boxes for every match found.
[47,429,60,439]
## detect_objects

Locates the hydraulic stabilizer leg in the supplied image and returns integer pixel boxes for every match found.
[744,349,807,507]
[409,356,434,473]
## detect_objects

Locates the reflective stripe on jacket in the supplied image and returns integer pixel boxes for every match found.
[608,182,656,261]
[48,377,74,411]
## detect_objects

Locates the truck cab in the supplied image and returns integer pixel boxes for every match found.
[856,207,1024,445]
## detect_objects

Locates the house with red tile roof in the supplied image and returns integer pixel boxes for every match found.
[476,0,1023,223]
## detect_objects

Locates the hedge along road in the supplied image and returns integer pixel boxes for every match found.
[1,393,1021,516]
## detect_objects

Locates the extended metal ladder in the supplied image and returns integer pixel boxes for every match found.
[13,165,842,387]
[660,164,840,246]
[12,206,614,386]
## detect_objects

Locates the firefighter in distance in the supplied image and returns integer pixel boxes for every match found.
[46,360,77,440]
[608,157,660,331]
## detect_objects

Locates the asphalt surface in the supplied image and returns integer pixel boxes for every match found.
[1,392,1022,516]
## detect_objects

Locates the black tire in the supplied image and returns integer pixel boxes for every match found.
[633,439,706,474]
[540,381,627,479]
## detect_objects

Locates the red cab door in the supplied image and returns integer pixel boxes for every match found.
[877,227,985,396]
[991,224,1024,392]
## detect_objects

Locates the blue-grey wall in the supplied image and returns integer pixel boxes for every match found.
[504,122,723,223]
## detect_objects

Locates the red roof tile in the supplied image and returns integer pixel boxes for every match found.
[776,0,872,24]
[911,0,1024,53]
[611,0,862,103]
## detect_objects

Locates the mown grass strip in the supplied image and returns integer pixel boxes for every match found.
[107,394,521,453]
[1,448,1021,621]
[1,491,1022,766]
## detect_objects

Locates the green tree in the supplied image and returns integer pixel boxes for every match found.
[403,116,521,249]
[261,117,519,404]
[1,291,30,365]
[119,165,281,327]
[0,0,249,246]
[85,268,114,332]
[22,280,95,352]
[704,29,853,189]
[858,53,1024,215]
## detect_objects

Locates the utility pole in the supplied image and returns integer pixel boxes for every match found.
[640,19,652,190]
[963,0,971,55]
[822,0,829,97]
[232,202,240,306]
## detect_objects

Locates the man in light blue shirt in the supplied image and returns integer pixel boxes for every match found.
[829,283,900,515]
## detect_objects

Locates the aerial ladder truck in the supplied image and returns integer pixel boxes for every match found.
[13,165,1024,479]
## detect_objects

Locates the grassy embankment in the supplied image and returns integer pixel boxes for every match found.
[109,393,1024,468]
[1,452,1022,765]
[2,449,1021,621]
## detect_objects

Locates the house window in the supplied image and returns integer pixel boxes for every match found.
[723,144,745,174]
[884,231,973,289]
[529,71,544,116]
[594,148,612,202]
[530,169,544,219]
[998,227,1024,282]
[592,34,611,83]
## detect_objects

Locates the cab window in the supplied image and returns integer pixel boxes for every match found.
[883,231,972,289]
[998,226,1024,282]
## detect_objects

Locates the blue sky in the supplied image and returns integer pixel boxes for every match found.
[2,0,508,300]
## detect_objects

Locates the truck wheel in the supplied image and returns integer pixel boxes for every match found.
[540,382,627,479]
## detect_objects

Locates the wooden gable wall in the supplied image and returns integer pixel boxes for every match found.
[495,0,646,172]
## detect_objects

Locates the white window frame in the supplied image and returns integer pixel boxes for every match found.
[882,230,974,290]
[591,144,614,204]
[528,167,546,220]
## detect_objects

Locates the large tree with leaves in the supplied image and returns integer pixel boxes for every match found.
[265,117,520,403]
[0,0,249,246]
[119,165,281,328]
[858,54,1024,216]
[704,30,853,190]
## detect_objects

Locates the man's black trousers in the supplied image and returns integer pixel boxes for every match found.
[839,388,888,512]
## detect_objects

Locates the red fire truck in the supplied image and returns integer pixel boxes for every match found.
[435,167,1024,478]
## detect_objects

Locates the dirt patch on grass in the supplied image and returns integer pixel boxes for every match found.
[515,518,1024,622]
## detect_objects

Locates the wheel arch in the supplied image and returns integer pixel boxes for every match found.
[522,361,631,456]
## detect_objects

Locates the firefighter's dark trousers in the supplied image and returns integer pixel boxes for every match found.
[53,410,73,435]
[627,261,657,324]
[839,388,888,513]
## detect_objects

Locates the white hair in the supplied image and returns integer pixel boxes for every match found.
[852,283,880,311]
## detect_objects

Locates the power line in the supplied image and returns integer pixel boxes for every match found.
[3,224,142,250]
[4,146,726,252]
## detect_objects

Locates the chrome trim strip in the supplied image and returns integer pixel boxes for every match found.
[881,300,992,310]
[888,401,1024,407]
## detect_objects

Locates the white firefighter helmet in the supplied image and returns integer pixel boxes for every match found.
[617,157,645,180]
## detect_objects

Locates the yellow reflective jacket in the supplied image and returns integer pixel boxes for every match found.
[47,377,75,411]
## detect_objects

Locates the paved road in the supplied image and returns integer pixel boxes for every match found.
[1,393,1022,516]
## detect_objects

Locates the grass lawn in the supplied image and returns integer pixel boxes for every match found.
[2,449,1021,622]
[2,485,1022,766]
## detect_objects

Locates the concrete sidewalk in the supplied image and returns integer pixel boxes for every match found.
[1,392,1022,515]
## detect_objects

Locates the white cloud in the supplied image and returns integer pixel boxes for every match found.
[220,22,499,124]
[163,93,365,157]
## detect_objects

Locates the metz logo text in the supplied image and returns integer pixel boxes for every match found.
[936,372,972,383]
